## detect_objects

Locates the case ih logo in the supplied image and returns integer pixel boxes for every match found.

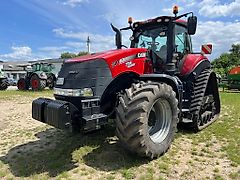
[112,53,146,68]
[201,44,212,54]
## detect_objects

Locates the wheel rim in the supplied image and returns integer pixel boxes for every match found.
[18,81,25,89]
[31,79,39,89]
[148,98,172,144]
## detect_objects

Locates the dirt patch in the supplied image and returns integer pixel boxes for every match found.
[0,95,239,179]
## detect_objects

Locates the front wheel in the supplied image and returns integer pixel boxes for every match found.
[115,81,178,158]
[17,78,29,90]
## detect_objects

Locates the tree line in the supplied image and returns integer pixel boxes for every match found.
[211,44,240,76]
[60,51,89,59]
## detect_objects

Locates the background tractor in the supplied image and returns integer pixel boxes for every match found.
[17,62,56,91]
[0,67,9,90]
[218,66,240,90]
[32,6,220,158]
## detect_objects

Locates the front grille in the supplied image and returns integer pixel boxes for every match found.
[55,59,112,96]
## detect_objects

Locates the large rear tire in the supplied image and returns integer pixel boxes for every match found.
[30,74,46,91]
[116,81,178,158]
[17,78,29,90]
[0,79,8,90]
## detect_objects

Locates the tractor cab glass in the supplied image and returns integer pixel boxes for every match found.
[133,25,168,62]
[175,24,192,54]
[41,64,52,72]
[32,64,41,71]
[132,22,192,65]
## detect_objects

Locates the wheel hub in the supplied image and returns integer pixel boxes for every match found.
[148,98,172,144]
[32,79,39,89]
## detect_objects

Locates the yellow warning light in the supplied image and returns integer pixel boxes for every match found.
[128,17,133,24]
[173,5,179,15]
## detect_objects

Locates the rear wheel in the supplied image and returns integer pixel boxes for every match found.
[0,79,8,90]
[116,81,178,158]
[30,74,46,91]
[17,78,29,90]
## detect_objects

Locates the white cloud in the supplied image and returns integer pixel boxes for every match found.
[38,46,68,51]
[177,0,196,7]
[53,28,113,43]
[0,46,32,61]
[65,41,85,47]
[37,46,72,58]
[162,8,173,15]
[0,45,70,61]
[199,0,240,17]
[62,0,89,7]
[192,21,240,59]
[53,28,115,52]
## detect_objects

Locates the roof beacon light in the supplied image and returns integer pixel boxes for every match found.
[128,17,133,24]
[173,5,179,16]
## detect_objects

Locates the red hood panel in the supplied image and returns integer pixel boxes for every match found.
[66,48,147,63]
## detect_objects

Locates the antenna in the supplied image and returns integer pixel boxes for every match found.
[87,36,91,53]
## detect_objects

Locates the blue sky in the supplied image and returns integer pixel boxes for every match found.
[0,0,239,61]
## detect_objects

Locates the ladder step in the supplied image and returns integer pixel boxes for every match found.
[182,118,193,123]
[182,108,190,112]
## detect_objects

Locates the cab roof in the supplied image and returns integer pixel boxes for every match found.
[132,16,187,30]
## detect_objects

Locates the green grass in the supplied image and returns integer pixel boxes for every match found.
[0,89,53,100]
[203,93,239,164]
[229,171,240,179]
[0,91,239,179]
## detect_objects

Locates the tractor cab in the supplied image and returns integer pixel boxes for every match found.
[111,6,197,75]
[31,62,53,72]
[130,17,193,73]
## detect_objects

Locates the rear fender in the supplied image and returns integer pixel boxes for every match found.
[182,60,211,82]
[180,54,210,76]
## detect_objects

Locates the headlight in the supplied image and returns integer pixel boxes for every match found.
[54,88,93,97]
[80,88,94,97]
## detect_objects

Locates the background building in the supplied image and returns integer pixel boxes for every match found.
[0,58,65,81]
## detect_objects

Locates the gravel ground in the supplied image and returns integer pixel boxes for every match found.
[0,92,239,179]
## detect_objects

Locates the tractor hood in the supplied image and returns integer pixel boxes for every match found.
[56,48,148,97]
[66,48,147,63]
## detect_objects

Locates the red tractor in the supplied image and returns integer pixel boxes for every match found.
[32,7,220,158]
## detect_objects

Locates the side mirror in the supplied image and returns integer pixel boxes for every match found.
[187,16,197,35]
[201,44,213,54]
[111,24,122,49]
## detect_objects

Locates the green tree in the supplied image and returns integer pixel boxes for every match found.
[60,52,77,59]
[60,51,89,59]
[77,51,89,56]
[230,44,240,54]
[211,43,240,76]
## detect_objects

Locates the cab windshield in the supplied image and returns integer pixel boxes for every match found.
[32,64,41,71]
[134,25,168,61]
[133,24,188,61]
